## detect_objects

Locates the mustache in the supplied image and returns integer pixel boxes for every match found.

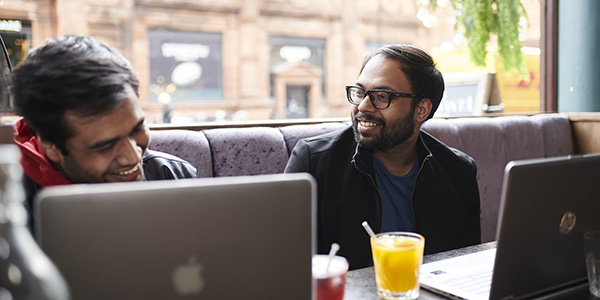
[354,113,386,126]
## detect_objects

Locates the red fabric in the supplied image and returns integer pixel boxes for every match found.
[13,118,72,187]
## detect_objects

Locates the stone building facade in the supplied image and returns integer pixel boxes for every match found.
[0,0,457,123]
[0,0,540,123]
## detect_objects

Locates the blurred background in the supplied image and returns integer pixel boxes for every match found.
[0,0,542,124]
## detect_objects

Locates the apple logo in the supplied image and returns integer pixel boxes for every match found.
[172,255,205,296]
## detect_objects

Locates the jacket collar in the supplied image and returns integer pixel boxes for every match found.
[416,130,434,164]
[351,138,373,175]
[13,118,72,187]
[351,129,433,174]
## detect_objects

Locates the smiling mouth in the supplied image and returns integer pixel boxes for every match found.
[116,164,139,176]
[359,120,378,127]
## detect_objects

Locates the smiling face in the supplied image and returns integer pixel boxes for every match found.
[351,55,428,151]
[42,86,150,184]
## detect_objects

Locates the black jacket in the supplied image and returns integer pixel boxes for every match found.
[141,149,198,180]
[23,149,197,234]
[284,125,481,270]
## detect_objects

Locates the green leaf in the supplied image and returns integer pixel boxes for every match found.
[424,0,527,74]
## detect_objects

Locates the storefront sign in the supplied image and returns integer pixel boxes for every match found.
[279,45,312,63]
[0,20,22,32]
[161,43,210,62]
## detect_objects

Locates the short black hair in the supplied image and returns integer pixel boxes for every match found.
[361,44,445,120]
[11,35,140,154]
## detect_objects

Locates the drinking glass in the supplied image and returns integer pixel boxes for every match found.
[312,254,348,300]
[584,231,600,297]
[370,232,425,300]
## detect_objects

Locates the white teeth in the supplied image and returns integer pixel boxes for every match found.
[117,165,139,175]
[360,121,377,127]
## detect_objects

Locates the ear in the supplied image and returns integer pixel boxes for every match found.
[415,98,433,123]
[37,136,64,164]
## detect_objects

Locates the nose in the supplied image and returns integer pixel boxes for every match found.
[357,93,376,112]
[116,137,142,166]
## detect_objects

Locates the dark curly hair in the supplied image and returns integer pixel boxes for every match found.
[11,35,140,154]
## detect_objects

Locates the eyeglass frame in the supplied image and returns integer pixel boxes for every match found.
[345,85,423,109]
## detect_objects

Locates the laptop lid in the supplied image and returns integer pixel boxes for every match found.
[34,173,316,300]
[420,154,600,300]
[491,154,600,299]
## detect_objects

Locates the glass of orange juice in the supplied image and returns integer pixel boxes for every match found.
[370,232,425,300]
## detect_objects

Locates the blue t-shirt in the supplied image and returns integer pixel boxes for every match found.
[373,156,419,232]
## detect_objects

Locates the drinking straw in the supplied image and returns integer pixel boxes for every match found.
[362,221,376,238]
[326,243,340,273]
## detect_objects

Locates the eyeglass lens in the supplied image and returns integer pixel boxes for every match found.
[347,86,390,109]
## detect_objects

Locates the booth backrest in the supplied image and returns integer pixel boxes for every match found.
[421,114,573,242]
[149,113,574,243]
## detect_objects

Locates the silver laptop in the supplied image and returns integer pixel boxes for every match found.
[34,173,316,300]
[420,154,600,300]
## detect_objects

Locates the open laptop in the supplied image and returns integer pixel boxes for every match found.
[34,173,316,300]
[420,154,600,300]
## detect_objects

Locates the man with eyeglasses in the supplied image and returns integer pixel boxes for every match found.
[285,44,481,270]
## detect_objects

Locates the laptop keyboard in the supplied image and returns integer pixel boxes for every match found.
[440,268,492,298]
[420,248,497,300]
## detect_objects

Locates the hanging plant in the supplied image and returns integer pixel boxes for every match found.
[422,0,528,74]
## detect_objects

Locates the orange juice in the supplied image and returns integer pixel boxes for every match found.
[371,232,424,299]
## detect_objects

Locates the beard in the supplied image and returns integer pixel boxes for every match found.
[352,107,416,151]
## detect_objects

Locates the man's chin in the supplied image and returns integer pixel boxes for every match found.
[355,131,397,151]
[353,128,377,146]
[356,135,380,149]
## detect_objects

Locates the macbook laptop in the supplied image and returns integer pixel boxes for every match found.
[34,173,316,300]
[420,154,600,300]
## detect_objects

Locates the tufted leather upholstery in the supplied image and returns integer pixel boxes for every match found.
[149,113,574,243]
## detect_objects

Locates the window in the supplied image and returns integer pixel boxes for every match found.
[269,36,326,99]
[0,20,31,115]
[148,29,223,103]
[0,1,547,123]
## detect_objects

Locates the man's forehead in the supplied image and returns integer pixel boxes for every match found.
[63,98,143,143]
[64,106,119,128]
[357,56,408,87]
[364,55,402,70]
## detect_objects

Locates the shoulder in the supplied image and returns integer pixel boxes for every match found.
[143,149,198,179]
[420,131,477,170]
[294,125,354,153]
[285,125,355,173]
[143,149,192,165]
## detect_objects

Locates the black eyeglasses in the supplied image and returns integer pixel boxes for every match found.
[345,85,422,109]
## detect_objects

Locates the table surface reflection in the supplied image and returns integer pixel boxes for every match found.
[343,242,592,300]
